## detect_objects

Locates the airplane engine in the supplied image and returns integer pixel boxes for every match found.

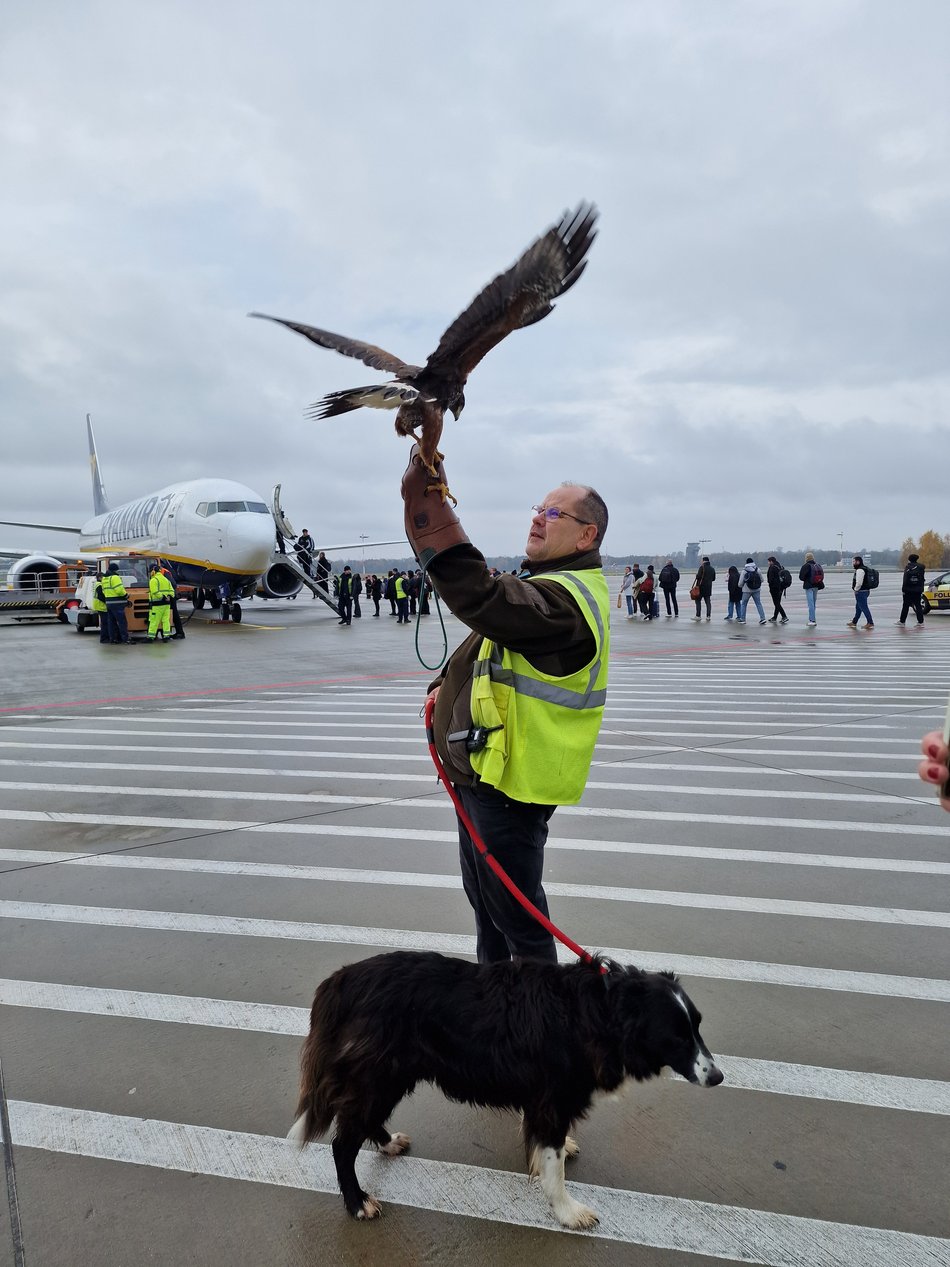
[256,560,304,599]
[6,552,64,593]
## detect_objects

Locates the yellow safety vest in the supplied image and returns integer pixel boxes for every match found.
[91,583,107,613]
[100,573,127,602]
[395,577,407,600]
[469,568,610,805]
[149,572,175,604]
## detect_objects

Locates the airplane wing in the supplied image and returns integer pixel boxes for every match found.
[316,538,407,552]
[0,520,82,534]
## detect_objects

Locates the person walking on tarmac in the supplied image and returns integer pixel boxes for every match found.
[394,571,410,623]
[99,563,131,644]
[402,446,610,964]
[147,563,176,642]
[337,566,355,625]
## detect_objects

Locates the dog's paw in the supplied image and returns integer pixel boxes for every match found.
[356,1197,382,1220]
[379,1132,411,1157]
[563,1135,580,1159]
[556,1199,599,1231]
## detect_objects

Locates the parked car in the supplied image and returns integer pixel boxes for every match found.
[922,571,950,615]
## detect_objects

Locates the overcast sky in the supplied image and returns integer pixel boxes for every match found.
[2,0,948,560]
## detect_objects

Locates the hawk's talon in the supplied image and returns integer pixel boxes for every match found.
[424,480,457,507]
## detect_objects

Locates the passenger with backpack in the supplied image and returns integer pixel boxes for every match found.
[799,552,823,626]
[847,555,875,630]
[766,556,790,624]
[658,560,680,617]
[898,553,926,628]
[738,558,767,625]
[637,565,656,618]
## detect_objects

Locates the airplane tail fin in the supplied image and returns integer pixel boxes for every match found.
[86,414,110,516]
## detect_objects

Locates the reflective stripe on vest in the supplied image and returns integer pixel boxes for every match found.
[100,574,127,601]
[468,567,610,806]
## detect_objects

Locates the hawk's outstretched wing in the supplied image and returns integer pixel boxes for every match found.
[424,202,598,381]
[248,313,422,378]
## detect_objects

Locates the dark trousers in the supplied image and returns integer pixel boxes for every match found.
[769,587,787,620]
[396,597,409,623]
[353,596,361,618]
[170,597,185,638]
[695,593,711,617]
[338,595,352,623]
[455,782,557,964]
[637,590,653,616]
[900,593,924,624]
[662,587,678,615]
[388,595,397,615]
[104,602,129,643]
[372,597,380,616]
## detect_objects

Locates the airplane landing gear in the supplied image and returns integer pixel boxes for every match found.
[219,599,242,623]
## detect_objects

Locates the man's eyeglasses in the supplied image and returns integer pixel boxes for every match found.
[532,505,593,526]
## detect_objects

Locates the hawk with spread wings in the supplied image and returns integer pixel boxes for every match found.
[251,202,598,502]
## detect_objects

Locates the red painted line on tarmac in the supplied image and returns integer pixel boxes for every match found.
[0,670,431,715]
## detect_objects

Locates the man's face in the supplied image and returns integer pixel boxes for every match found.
[525,487,594,564]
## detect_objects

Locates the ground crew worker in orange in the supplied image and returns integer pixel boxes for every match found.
[147,563,175,642]
[402,446,610,964]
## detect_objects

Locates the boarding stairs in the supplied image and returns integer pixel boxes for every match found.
[278,554,340,612]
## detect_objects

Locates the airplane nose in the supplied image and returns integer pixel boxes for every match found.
[226,515,275,573]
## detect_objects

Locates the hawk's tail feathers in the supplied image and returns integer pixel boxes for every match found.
[305,383,421,419]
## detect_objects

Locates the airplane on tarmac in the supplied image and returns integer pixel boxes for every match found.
[1,416,405,622]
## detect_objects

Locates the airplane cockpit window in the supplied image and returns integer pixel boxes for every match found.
[200,500,269,516]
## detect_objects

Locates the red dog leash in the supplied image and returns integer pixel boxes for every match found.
[423,695,595,965]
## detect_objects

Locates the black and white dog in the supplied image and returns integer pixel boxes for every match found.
[290,950,723,1229]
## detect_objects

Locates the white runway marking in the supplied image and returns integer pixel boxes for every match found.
[0,761,934,805]
[8,1101,949,1262]
[0,849,946,929]
[0,739,927,780]
[1,900,948,1000]
[2,810,948,875]
[2,977,947,1115]
[0,792,947,836]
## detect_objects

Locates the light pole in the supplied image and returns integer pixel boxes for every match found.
[838,531,844,567]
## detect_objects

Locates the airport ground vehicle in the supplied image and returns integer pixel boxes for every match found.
[922,572,950,616]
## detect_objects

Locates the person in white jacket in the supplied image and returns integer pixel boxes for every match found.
[738,558,767,625]
[619,565,636,618]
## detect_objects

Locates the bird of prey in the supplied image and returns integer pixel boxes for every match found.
[250,201,598,502]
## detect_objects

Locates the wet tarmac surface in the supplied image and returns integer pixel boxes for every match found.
[1,574,948,1265]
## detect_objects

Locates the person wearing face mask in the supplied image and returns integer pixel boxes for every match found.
[401,446,610,965]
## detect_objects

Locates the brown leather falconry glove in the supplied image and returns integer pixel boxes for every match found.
[401,445,469,568]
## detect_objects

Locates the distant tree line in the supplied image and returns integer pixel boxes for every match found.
[337,534,950,578]
[898,531,950,569]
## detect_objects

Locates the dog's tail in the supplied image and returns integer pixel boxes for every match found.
[288,975,346,1147]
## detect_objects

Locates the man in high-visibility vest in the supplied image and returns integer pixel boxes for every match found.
[394,571,409,624]
[402,446,610,964]
[147,563,176,642]
[99,563,131,644]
